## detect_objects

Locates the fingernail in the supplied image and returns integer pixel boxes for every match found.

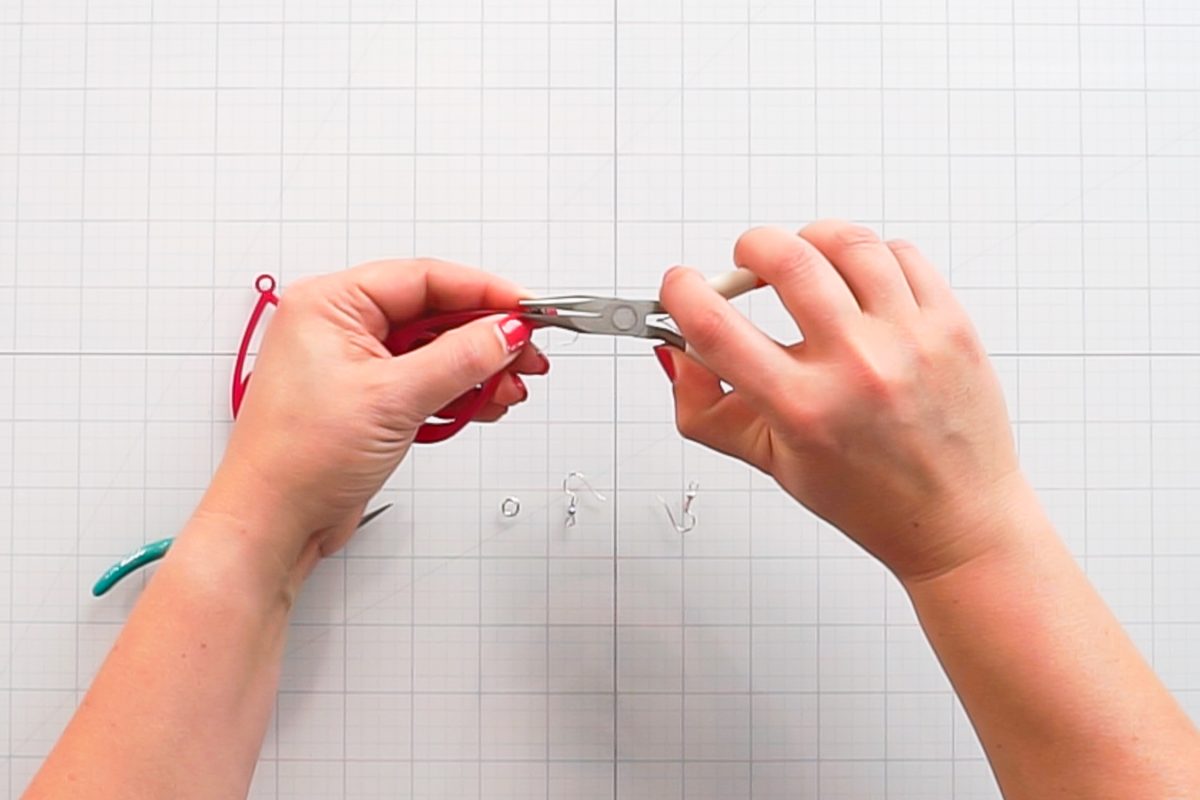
[512,374,528,401]
[654,345,677,383]
[497,314,531,354]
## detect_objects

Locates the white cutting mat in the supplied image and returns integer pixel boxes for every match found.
[2,0,1199,797]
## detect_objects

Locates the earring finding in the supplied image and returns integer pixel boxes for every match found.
[660,481,699,534]
[563,471,606,527]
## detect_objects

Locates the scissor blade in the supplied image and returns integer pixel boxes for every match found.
[357,503,393,529]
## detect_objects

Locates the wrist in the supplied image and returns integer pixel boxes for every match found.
[181,464,315,610]
[893,470,1058,588]
[163,511,300,616]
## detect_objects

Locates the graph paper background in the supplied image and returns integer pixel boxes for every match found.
[3,0,1200,796]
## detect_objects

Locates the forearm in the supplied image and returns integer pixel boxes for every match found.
[905,482,1200,799]
[26,512,294,799]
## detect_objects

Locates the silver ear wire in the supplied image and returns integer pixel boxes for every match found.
[660,481,700,534]
[563,471,606,527]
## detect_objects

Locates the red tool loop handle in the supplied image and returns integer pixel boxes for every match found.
[231,274,279,419]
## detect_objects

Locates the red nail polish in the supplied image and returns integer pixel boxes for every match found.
[512,374,528,401]
[497,314,531,354]
[654,345,677,383]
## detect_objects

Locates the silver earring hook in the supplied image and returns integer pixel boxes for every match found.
[659,481,699,534]
[563,471,606,527]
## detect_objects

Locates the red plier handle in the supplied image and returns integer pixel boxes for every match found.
[231,274,280,419]
[384,310,544,444]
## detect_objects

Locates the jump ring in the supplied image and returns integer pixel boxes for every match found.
[501,497,521,518]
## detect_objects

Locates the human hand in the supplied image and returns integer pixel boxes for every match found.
[657,222,1025,583]
[197,260,546,587]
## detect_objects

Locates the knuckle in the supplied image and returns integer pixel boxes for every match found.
[926,308,978,348]
[843,343,909,404]
[831,223,882,252]
[857,363,896,402]
[411,256,448,271]
[943,318,985,361]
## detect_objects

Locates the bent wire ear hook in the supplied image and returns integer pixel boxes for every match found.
[93,274,392,598]
[563,471,606,528]
[659,481,700,534]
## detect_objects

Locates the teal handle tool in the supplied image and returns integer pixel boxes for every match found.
[91,503,393,598]
[92,538,174,597]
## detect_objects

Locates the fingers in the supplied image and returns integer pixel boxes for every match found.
[388,313,531,420]
[799,220,918,316]
[657,346,774,474]
[659,266,795,404]
[492,373,529,406]
[438,398,512,424]
[339,259,526,339]
[433,373,528,420]
[511,343,551,376]
[433,388,484,421]
[885,239,956,310]
[732,226,861,342]
[471,402,512,424]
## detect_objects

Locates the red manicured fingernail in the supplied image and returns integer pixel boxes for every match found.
[497,314,531,354]
[512,374,528,401]
[654,345,677,383]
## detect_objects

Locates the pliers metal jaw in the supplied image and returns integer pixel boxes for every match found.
[518,296,686,350]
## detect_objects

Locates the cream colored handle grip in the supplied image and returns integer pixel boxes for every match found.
[707,267,762,301]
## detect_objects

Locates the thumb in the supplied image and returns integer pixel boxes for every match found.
[389,313,531,419]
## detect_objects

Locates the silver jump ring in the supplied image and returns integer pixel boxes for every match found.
[501,497,521,518]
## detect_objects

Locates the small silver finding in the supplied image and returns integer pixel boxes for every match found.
[501,497,521,518]
[563,471,607,528]
[660,481,700,534]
